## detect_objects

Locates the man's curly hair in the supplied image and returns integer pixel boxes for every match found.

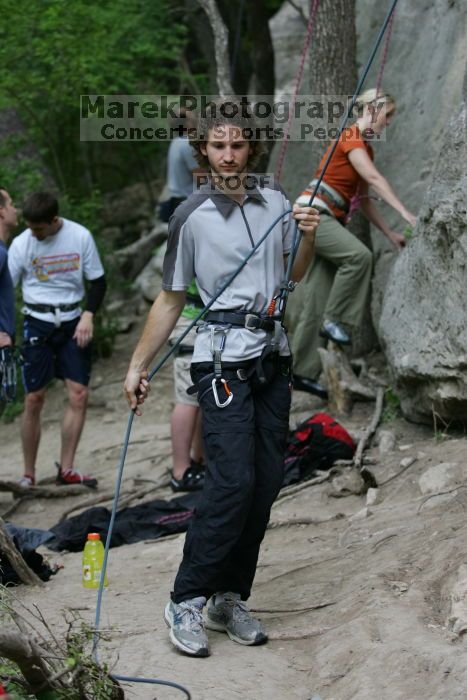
[190,99,267,171]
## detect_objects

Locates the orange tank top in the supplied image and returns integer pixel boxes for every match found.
[299,124,374,219]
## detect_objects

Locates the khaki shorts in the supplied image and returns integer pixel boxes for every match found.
[174,354,198,406]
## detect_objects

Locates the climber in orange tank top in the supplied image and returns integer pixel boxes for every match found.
[290,89,417,398]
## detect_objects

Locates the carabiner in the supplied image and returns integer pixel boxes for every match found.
[211,377,233,408]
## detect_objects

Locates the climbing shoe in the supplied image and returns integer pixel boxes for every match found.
[206,592,268,646]
[55,462,98,489]
[293,374,328,399]
[319,319,351,345]
[164,597,209,657]
[170,461,205,493]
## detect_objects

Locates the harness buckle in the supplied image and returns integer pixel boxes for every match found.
[211,377,233,408]
[53,307,61,328]
[244,313,276,333]
[244,313,261,331]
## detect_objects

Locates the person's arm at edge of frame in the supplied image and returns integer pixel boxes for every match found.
[358,182,406,250]
[348,149,417,228]
[288,205,320,283]
[123,289,186,415]
[0,248,13,347]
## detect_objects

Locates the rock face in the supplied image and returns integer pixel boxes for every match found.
[379,101,467,423]
[271,1,467,213]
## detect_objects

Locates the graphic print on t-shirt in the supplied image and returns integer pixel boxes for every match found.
[32,253,80,281]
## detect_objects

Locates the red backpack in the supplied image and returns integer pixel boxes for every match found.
[283,413,356,486]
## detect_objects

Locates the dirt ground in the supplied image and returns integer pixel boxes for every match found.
[1,319,467,700]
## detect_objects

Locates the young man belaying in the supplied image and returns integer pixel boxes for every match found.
[124,102,320,657]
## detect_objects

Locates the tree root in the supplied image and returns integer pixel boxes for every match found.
[59,475,171,522]
[353,387,384,488]
[251,601,336,614]
[268,626,334,640]
[0,479,94,499]
[274,472,336,507]
[0,517,44,586]
[268,513,345,529]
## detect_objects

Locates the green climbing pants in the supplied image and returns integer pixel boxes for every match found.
[287,213,373,380]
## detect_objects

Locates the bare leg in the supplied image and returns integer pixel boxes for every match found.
[21,387,47,479]
[191,409,204,464]
[60,379,89,470]
[171,403,199,480]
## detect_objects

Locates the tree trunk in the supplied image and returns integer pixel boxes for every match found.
[197,0,234,95]
[0,518,44,587]
[0,629,56,692]
[244,2,275,96]
[308,0,358,172]
[308,0,376,355]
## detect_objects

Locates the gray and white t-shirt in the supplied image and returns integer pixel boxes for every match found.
[167,137,198,199]
[162,183,295,363]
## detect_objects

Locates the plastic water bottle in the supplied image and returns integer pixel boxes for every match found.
[82,533,108,588]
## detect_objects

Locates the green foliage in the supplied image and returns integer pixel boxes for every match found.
[404,224,414,240]
[0,590,121,699]
[0,0,187,195]
[0,656,33,698]
[382,386,401,423]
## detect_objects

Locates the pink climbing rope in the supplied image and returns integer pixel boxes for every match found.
[375,6,396,96]
[274,0,320,181]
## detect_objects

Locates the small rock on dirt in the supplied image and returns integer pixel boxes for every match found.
[418,462,465,495]
[377,430,397,454]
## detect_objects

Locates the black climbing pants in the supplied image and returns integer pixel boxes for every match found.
[172,356,292,603]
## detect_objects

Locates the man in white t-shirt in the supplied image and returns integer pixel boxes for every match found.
[8,192,106,488]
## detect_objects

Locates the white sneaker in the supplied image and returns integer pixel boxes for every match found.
[17,475,35,488]
[164,597,209,657]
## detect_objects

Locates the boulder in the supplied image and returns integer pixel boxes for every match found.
[379,101,467,423]
[113,225,167,280]
[134,256,164,304]
[270,1,467,364]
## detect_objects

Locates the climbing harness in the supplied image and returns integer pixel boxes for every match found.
[92,2,400,697]
[23,301,81,328]
[0,347,16,403]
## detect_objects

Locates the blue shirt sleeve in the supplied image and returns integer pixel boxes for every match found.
[0,244,16,337]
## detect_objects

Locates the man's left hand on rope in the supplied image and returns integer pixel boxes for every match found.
[124,368,150,416]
